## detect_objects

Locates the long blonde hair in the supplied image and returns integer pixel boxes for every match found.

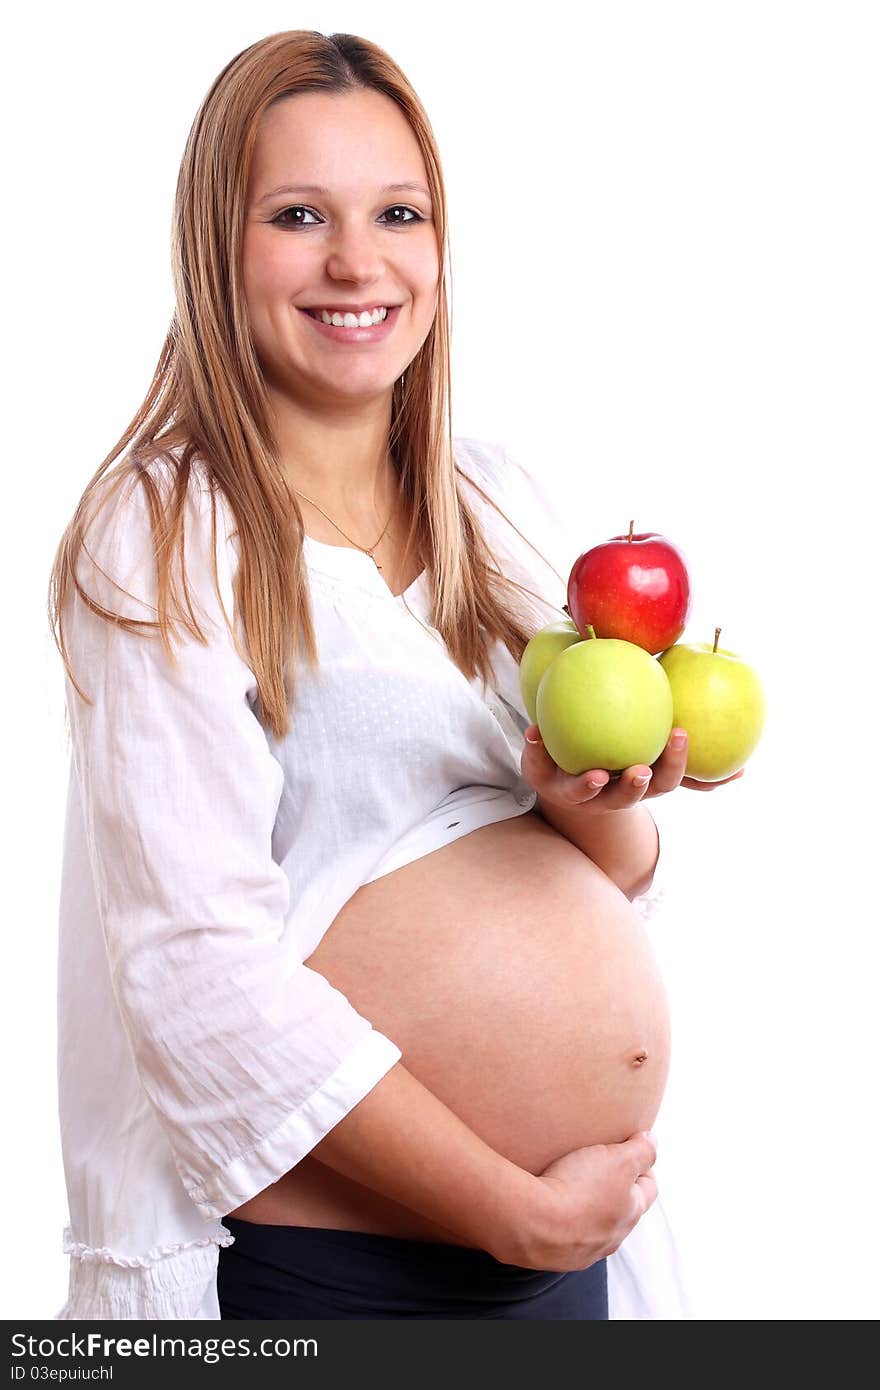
[47,29,564,741]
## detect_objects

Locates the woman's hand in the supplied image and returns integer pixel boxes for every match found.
[522,724,744,813]
[496,1131,659,1272]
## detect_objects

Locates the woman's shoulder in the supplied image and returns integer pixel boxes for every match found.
[82,444,218,537]
[74,444,234,622]
[452,434,561,539]
[453,433,553,509]
[452,435,524,529]
[452,433,574,602]
[453,434,508,493]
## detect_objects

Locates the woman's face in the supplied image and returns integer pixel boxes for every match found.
[243,89,440,408]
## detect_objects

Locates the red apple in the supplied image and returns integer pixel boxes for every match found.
[567,522,691,655]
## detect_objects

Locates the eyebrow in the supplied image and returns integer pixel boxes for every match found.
[256,181,431,205]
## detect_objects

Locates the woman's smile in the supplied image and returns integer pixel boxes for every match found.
[297,302,403,344]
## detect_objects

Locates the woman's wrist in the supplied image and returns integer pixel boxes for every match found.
[477,1157,558,1266]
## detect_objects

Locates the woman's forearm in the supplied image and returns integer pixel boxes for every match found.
[533,797,660,900]
[309,1059,545,1262]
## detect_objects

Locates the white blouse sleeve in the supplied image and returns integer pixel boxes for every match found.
[63,462,402,1220]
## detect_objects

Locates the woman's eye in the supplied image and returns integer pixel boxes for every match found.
[271,206,317,227]
[271,205,424,228]
[382,206,423,226]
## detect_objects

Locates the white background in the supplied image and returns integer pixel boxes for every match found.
[6,0,878,1320]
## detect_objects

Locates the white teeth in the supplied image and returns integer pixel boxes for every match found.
[314,306,389,327]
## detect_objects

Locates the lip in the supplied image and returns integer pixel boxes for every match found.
[302,302,399,314]
[298,304,402,343]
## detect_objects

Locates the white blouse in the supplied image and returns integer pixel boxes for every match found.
[54,435,680,1320]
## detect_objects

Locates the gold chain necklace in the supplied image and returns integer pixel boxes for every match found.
[292,480,396,571]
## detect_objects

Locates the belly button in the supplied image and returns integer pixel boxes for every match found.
[631,1050,649,1068]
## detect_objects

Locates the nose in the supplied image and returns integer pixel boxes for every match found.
[323,219,386,285]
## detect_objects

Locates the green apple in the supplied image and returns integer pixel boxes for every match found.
[519,618,582,723]
[658,628,765,781]
[535,628,674,774]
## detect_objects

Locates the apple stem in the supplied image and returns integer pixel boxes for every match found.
[586,624,596,640]
[713,626,721,653]
[628,520,634,542]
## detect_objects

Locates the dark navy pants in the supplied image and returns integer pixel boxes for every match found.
[217,1218,608,1320]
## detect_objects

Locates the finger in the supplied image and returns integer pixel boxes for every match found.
[523,728,609,807]
[524,730,653,810]
[648,728,689,795]
[521,726,561,786]
[633,1172,658,1215]
[625,1129,658,1176]
[583,765,654,810]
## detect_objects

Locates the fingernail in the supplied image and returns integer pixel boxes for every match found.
[671,731,687,750]
[524,729,541,744]
[587,775,607,789]
[633,773,652,787]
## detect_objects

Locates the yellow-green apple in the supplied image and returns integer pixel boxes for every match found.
[519,618,582,723]
[658,628,765,781]
[535,626,674,774]
[567,522,691,655]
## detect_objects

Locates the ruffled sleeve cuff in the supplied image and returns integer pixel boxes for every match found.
[56,1234,228,1321]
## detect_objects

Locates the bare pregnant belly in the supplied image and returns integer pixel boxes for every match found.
[226,810,670,1243]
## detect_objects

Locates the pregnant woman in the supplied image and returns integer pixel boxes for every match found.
[50,30,736,1321]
